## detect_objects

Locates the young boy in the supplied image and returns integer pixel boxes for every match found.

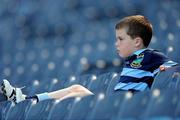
[114,15,178,92]
[0,15,178,105]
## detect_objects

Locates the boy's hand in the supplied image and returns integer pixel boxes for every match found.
[159,65,169,71]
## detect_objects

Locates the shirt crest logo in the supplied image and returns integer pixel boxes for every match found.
[130,53,144,68]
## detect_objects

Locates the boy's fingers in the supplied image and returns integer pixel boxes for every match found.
[159,65,165,71]
[159,65,169,71]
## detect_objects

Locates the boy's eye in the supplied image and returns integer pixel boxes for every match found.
[118,37,123,41]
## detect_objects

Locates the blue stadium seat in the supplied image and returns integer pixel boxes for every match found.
[47,98,75,120]
[26,79,52,96]
[151,66,180,90]
[106,73,120,96]
[47,78,65,92]
[175,100,180,118]
[115,91,150,120]
[87,72,114,94]
[0,102,12,120]
[5,100,31,120]
[142,89,179,119]
[87,92,126,120]
[63,74,93,88]
[25,100,53,120]
[65,95,96,120]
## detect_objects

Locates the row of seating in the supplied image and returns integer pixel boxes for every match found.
[0,66,180,119]
[1,89,179,120]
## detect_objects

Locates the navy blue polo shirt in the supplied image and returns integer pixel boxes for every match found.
[114,48,178,91]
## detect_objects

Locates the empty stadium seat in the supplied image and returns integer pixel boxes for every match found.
[25,100,53,120]
[5,100,31,120]
[106,72,120,95]
[115,91,151,120]
[87,72,114,94]
[65,95,96,120]
[151,66,180,89]
[87,92,126,120]
[142,89,180,119]
[47,98,75,120]
[0,102,12,120]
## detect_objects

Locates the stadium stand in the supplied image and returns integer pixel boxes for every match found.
[0,0,180,119]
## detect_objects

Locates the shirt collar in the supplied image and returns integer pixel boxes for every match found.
[133,48,147,55]
[125,48,147,61]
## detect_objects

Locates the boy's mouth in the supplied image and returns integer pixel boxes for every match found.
[116,48,120,52]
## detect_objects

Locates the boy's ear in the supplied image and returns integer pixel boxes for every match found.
[134,37,143,48]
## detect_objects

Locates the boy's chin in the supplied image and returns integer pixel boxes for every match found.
[118,53,130,58]
[117,53,125,58]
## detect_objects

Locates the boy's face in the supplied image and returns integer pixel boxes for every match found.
[115,28,136,58]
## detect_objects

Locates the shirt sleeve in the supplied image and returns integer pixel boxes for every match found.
[146,50,178,74]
